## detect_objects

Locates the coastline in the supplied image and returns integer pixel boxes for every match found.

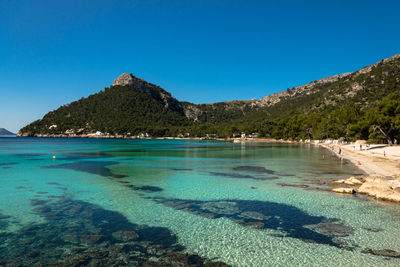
[14,134,400,203]
[317,142,400,177]
[316,142,400,203]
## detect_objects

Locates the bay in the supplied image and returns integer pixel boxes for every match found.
[1,137,400,266]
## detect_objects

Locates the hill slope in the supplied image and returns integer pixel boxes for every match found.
[226,54,400,141]
[19,54,400,142]
[19,83,190,137]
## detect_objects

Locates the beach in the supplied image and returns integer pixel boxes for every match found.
[319,143,400,177]
[318,142,400,202]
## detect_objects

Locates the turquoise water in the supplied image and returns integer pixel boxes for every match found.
[1,137,400,266]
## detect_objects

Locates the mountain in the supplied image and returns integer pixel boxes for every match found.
[19,53,400,142]
[112,73,184,114]
[18,74,190,137]
[254,54,400,110]
[0,128,15,136]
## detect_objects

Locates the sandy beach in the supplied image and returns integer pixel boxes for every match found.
[318,142,400,202]
[319,143,400,177]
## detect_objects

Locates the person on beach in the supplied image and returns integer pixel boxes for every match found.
[360,144,362,150]
[384,151,386,157]
[338,148,341,155]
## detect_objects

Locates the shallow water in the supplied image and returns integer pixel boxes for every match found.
[1,137,400,266]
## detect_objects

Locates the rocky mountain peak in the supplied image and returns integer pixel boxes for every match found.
[112,73,134,86]
[112,73,146,89]
[111,73,185,115]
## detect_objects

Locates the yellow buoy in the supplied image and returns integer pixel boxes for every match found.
[53,156,56,159]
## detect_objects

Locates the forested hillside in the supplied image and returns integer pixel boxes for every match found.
[19,85,190,137]
[19,54,400,143]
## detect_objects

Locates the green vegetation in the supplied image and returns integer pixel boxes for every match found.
[20,55,400,143]
[19,85,190,137]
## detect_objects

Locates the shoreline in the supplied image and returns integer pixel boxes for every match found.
[14,135,400,177]
[15,134,294,143]
[14,134,400,203]
[317,143,399,177]
[316,142,400,203]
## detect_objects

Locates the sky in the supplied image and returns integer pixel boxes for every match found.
[1,0,400,133]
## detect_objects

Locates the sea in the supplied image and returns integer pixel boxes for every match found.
[1,137,400,266]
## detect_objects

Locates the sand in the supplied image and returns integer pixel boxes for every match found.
[318,142,400,202]
[319,143,400,178]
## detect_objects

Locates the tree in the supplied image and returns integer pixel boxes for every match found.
[367,99,400,144]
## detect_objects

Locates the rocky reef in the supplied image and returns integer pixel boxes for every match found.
[153,197,355,249]
[0,198,227,266]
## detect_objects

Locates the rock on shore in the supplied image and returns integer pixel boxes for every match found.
[331,176,400,202]
[357,177,400,202]
[332,188,355,194]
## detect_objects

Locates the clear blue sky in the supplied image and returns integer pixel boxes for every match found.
[1,0,399,133]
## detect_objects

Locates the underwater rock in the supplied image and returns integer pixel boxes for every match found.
[112,230,139,241]
[125,185,163,192]
[113,174,128,178]
[308,223,354,237]
[0,214,11,220]
[268,233,284,238]
[170,168,193,171]
[154,197,353,248]
[15,186,26,189]
[209,171,257,179]
[12,153,44,157]
[276,183,309,188]
[63,152,113,161]
[200,201,240,215]
[0,198,226,266]
[0,162,18,166]
[244,221,265,228]
[41,160,125,178]
[362,248,400,258]
[205,261,228,267]
[81,234,104,244]
[209,171,276,181]
[363,227,383,232]
[239,211,270,221]
[233,166,275,174]
[0,212,10,230]
[56,187,68,191]
[30,199,48,206]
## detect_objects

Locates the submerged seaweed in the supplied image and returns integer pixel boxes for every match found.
[0,211,11,230]
[124,185,163,192]
[208,171,277,181]
[233,166,275,174]
[0,198,226,266]
[0,162,18,166]
[155,198,354,249]
[41,160,127,178]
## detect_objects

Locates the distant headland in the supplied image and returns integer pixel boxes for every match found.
[0,128,15,136]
